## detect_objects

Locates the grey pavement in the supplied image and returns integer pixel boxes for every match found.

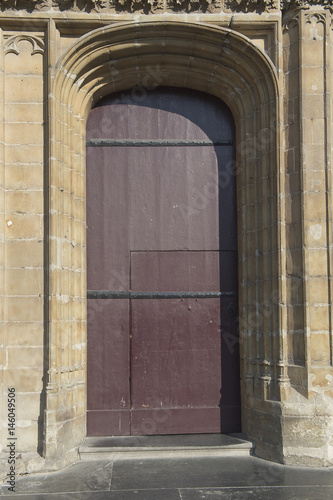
[1,455,333,499]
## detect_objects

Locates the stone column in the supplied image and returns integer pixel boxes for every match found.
[282,1,333,465]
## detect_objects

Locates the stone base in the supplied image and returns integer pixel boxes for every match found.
[243,398,333,467]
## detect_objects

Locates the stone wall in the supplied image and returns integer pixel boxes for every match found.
[0,0,333,475]
[1,26,46,474]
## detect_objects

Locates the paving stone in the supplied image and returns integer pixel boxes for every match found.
[1,456,333,498]
[8,461,113,495]
[180,486,333,500]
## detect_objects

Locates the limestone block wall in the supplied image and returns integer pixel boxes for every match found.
[0,27,45,472]
[0,0,333,474]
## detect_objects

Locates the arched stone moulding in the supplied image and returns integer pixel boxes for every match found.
[46,20,285,461]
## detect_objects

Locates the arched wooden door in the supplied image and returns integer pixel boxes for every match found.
[86,88,240,436]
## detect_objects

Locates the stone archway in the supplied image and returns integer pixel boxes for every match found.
[45,20,286,463]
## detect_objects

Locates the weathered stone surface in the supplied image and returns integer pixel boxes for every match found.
[0,0,224,13]
[0,0,333,477]
[1,0,333,12]
[283,0,333,10]
[283,416,330,448]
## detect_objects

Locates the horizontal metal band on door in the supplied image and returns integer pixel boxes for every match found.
[86,139,233,147]
[87,291,236,299]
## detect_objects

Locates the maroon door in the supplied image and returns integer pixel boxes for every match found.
[86,88,240,436]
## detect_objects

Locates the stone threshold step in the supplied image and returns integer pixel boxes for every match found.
[79,433,254,461]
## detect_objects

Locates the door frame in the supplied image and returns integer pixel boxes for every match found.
[44,20,286,462]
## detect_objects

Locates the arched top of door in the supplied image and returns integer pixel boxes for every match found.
[53,20,278,125]
[87,87,235,144]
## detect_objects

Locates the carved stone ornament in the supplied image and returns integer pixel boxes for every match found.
[1,0,47,9]
[0,0,332,11]
[282,0,333,10]
[4,34,45,54]
[0,0,213,12]
[0,0,280,12]
[225,0,278,12]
